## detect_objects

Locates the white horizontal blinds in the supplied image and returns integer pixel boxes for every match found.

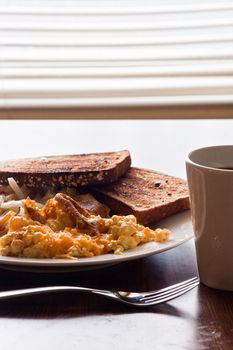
[0,0,233,112]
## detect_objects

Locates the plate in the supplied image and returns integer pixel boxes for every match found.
[0,210,193,273]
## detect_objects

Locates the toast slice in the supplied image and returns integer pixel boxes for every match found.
[92,167,190,225]
[0,150,131,188]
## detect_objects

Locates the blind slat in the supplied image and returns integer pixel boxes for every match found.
[1,95,233,109]
[1,77,233,98]
[1,32,233,46]
[1,18,233,31]
[1,3,233,14]
[2,64,233,78]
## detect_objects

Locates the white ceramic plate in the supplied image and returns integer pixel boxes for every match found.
[0,210,193,272]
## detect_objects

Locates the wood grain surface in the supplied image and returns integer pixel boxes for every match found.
[0,240,233,349]
[1,104,233,119]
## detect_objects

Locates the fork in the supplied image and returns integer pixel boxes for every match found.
[0,277,199,307]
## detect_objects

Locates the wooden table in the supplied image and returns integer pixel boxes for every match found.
[0,120,233,350]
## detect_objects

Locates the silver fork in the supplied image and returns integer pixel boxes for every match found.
[0,277,199,307]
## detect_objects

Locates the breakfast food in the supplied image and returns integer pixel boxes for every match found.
[0,150,190,260]
[93,167,190,225]
[75,193,110,218]
[0,193,170,259]
[0,150,131,188]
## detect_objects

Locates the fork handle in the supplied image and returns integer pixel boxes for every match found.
[0,286,113,300]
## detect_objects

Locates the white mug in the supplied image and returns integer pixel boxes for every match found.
[186,145,233,291]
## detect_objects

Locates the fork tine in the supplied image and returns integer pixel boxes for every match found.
[141,277,199,301]
[143,280,199,305]
[142,278,199,302]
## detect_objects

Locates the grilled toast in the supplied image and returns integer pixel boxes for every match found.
[0,150,131,188]
[92,167,190,224]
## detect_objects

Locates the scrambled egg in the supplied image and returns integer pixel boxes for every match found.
[0,194,170,259]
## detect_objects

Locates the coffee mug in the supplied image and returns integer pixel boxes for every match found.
[186,145,233,291]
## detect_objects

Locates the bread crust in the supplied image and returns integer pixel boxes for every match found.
[92,167,190,224]
[0,150,131,188]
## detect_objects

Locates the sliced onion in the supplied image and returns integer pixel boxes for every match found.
[0,200,23,209]
[8,178,25,200]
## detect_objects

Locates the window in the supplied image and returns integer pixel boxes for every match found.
[0,0,233,118]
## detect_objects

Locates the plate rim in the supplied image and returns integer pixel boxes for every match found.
[0,210,193,269]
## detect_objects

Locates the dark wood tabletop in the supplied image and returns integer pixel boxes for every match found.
[0,239,233,350]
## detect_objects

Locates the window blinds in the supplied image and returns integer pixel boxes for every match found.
[0,0,233,118]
